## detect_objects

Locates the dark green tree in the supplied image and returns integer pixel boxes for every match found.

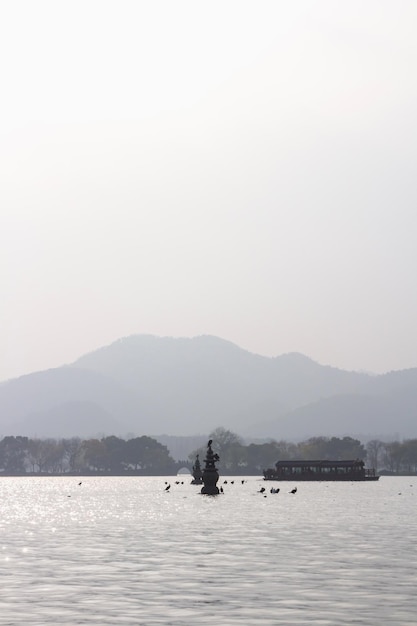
[297,436,366,460]
[0,436,29,472]
[125,436,175,472]
[101,436,126,471]
[78,439,108,471]
[245,442,281,472]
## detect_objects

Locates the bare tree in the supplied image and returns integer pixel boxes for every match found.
[366,439,384,472]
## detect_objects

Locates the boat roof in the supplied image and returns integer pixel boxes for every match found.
[275,459,364,467]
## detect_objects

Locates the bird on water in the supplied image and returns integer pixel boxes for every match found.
[165,484,171,491]
[289,487,297,494]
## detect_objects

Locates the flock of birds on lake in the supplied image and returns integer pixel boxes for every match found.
[162,479,298,497]
[66,478,297,498]
[65,481,415,499]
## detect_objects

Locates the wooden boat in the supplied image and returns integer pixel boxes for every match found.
[263,459,379,481]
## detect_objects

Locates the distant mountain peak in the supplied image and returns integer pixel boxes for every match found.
[72,333,256,367]
[1,333,416,440]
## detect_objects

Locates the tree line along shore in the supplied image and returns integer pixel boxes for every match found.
[0,428,416,476]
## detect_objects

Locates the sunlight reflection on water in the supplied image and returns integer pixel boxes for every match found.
[1,476,416,625]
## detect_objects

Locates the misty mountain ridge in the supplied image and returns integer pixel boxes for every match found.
[1,334,416,443]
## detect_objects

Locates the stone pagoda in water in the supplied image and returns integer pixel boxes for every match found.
[201,439,220,495]
[191,454,203,485]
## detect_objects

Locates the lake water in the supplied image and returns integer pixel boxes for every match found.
[1,476,416,625]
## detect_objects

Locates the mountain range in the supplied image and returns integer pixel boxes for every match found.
[1,334,416,443]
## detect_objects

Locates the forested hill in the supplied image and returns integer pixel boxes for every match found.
[0,334,416,441]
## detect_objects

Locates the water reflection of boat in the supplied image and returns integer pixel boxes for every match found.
[263,459,380,481]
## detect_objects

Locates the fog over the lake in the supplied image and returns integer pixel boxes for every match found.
[1,0,417,381]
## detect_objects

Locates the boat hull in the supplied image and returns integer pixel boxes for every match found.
[263,475,380,481]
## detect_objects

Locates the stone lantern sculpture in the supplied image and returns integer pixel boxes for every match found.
[191,454,203,485]
[201,439,220,495]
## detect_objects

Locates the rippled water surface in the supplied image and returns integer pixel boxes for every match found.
[1,476,416,625]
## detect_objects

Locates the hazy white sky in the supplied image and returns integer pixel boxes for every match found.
[1,0,417,381]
